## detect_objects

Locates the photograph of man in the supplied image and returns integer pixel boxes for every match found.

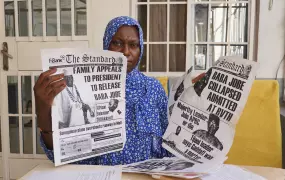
[193,68,212,97]
[108,99,119,112]
[165,126,183,147]
[58,69,95,129]
[192,113,223,151]
[240,64,252,79]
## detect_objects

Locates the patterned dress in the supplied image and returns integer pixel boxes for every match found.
[40,16,173,165]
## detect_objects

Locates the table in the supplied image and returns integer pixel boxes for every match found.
[18,163,285,180]
[242,166,285,180]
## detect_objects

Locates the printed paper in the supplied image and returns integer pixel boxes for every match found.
[162,56,258,169]
[41,48,127,166]
[122,157,226,179]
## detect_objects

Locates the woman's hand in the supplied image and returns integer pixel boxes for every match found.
[33,68,66,149]
[34,68,66,125]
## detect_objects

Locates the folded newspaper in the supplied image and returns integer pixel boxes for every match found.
[163,56,257,165]
[41,48,127,166]
[123,56,258,178]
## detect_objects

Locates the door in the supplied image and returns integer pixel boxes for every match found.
[0,0,91,179]
[0,0,92,179]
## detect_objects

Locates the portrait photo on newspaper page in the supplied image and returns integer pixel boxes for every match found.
[162,56,258,171]
[41,48,127,166]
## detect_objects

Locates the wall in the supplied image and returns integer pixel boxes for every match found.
[257,0,285,101]
[257,0,285,79]
[90,0,131,49]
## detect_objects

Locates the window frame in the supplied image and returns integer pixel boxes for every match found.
[3,0,89,42]
[131,0,256,78]
[1,70,47,158]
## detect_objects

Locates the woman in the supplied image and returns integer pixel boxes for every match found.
[35,16,173,165]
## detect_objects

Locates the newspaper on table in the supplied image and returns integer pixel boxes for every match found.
[122,157,226,179]
[41,48,127,166]
[168,66,193,119]
[162,56,258,169]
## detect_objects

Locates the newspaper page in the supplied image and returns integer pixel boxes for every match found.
[168,67,193,118]
[162,56,258,169]
[41,48,127,166]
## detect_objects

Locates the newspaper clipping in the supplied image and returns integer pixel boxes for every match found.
[162,56,258,169]
[41,48,127,166]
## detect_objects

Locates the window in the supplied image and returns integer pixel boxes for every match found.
[134,0,254,76]
[4,0,87,41]
[6,73,45,157]
[135,0,187,75]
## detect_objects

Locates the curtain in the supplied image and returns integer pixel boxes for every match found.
[149,5,167,72]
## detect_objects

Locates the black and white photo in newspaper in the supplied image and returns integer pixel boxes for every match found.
[41,48,127,166]
[168,67,193,118]
[162,56,258,168]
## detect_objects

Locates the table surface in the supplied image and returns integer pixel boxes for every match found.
[19,163,285,180]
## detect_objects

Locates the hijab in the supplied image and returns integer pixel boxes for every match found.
[103,16,144,68]
[103,16,168,139]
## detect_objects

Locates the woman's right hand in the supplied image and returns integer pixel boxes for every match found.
[33,68,66,132]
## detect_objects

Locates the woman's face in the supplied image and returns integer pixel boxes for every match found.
[108,25,140,73]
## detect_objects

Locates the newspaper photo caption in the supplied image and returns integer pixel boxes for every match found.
[163,56,258,168]
[41,48,127,166]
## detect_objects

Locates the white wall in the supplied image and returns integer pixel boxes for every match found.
[257,0,285,78]
[90,0,131,49]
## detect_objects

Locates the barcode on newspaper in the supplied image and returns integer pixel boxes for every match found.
[60,137,91,157]
[61,143,123,163]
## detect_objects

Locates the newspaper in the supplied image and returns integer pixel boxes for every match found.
[162,56,258,169]
[41,48,127,166]
[122,157,202,179]
[123,157,197,173]
[122,157,226,179]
